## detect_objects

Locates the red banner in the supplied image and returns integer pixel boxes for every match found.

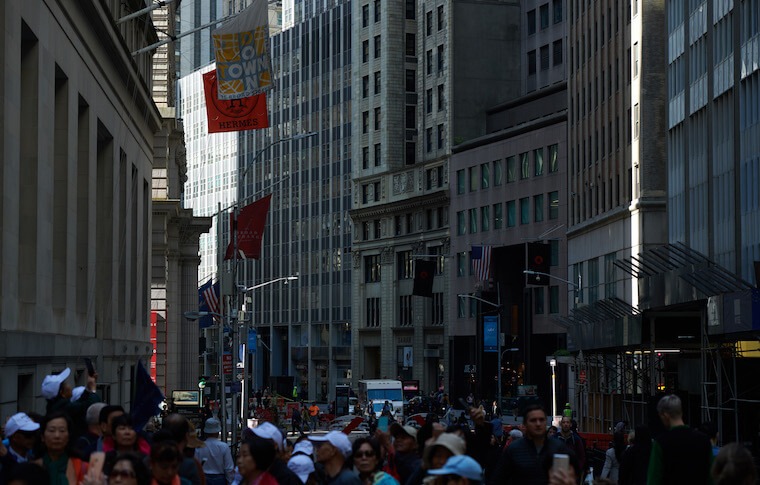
[224,194,272,260]
[203,70,269,133]
[223,354,233,375]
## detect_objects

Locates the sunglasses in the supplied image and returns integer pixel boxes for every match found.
[109,469,136,479]
[354,450,376,458]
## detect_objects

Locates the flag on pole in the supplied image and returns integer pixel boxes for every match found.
[225,194,272,260]
[471,245,493,281]
[130,361,165,433]
[198,279,220,328]
[412,259,436,298]
[212,0,273,100]
[203,70,269,133]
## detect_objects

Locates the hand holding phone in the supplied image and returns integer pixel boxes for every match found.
[87,451,106,479]
[552,453,569,471]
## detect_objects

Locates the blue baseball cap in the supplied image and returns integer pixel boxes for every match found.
[428,455,483,481]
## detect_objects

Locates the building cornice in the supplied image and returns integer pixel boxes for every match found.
[350,191,449,221]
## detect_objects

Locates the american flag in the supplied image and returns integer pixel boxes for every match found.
[471,245,493,281]
[198,279,220,327]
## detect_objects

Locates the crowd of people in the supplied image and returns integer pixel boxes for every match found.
[1,368,758,485]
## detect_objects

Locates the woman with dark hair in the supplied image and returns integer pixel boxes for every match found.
[236,435,278,485]
[712,442,757,485]
[105,415,150,459]
[150,440,190,485]
[618,425,651,485]
[601,431,626,482]
[107,453,151,485]
[32,412,88,485]
[352,438,399,485]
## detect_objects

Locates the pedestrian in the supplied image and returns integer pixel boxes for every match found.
[106,452,151,485]
[291,406,305,436]
[0,412,40,483]
[618,425,650,485]
[646,394,712,485]
[489,404,575,485]
[249,422,302,485]
[309,402,321,431]
[96,405,126,452]
[553,416,586,474]
[386,424,421,485]
[158,414,203,485]
[194,418,234,485]
[41,367,100,440]
[287,453,317,485]
[711,442,756,485]
[33,412,88,485]
[149,439,192,485]
[352,437,399,485]
[600,429,625,483]
[309,431,361,485]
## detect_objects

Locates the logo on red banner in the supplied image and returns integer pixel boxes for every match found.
[203,70,269,133]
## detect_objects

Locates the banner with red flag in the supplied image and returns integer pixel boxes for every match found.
[203,70,269,133]
[224,194,272,260]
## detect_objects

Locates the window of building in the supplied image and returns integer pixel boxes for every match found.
[520,152,530,179]
[437,124,444,149]
[406,33,416,57]
[426,127,432,152]
[548,144,559,172]
[553,39,563,65]
[406,213,414,233]
[528,50,537,74]
[527,9,536,35]
[506,200,516,227]
[534,287,545,314]
[493,203,503,229]
[633,42,639,77]
[437,84,445,111]
[534,148,544,176]
[374,0,381,21]
[549,286,559,313]
[362,146,369,169]
[534,194,544,222]
[406,69,416,92]
[456,169,465,194]
[395,215,402,236]
[374,144,381,166]
[405,142,415,165]
[469,208,478,233]
[540,3,549,29]
[362,75,369,97]
[374,218,381,238]
[469,166,477,191]
[634,103,640,139]
[374,107,381,130]
[549,191,559,219]
[431,292,444,325]
[363,221,370,240]
[426,166,443,189]
[506,156,517,182]
[362,111,369,133]
[366,297,381,327]
[365,255,381,282]
[604,252,617,298]
[493,159,503,186]
[481,163,490,189]
[553,0,562,23]
[405,0,415,20]
[550,240,558,266]
[397,250,413,279]
[457,251,466,277]
[374,35,381,58]
[437,45,444,71]
[362,4,369,27]
[399,295,413,326]
[588,257,599,303]
[437,5,444,29]
[426,88,433,113]
[457,211,466,235]
[374,71,381,94]
[426,50,433,74]
[540,44,550,70]
[520,197,530,224]
[426,10,432,35]
[481,206,490,232]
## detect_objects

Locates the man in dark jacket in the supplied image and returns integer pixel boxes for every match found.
[489,404,575,485]
[41,367,100,439]
[554,416,586,473]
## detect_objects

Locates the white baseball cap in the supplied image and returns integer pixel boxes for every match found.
[309,431,352,458]
[292,440,314,457]
[252,421,285,449]
[287,453,315,484]
[5,413,40,437]
[41,368,71,400]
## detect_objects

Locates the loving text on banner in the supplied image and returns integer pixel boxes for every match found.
[224,194,272,260]
[203,70,269,133]
[212,0,273,100]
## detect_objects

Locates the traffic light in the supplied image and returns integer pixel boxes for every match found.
[526,242,551,285]
[198,376,207,390]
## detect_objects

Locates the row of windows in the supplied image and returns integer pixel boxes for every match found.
[365,294,445,327]
[526,1,563,35]
[527,40,563,74]
[364,248,445,283]
[361,72,381,97]
[360,0,381,28]
[360,144,382,169]
[361,108,382,133]
[455,144,560,195]
[360,205,448,242]
[425,6,445,36]
[455,191,560,235]
[425,45,446,75]
[424,124,446,152]
[424,85,446,113]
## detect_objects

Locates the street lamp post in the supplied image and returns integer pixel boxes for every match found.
[550,358,557,423]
